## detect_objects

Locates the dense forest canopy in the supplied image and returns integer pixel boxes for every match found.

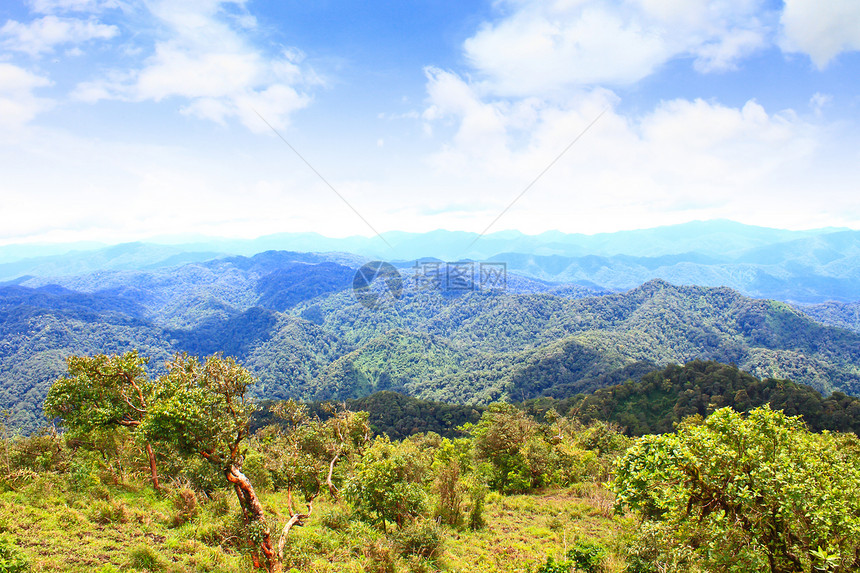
[524,360,860,436]
[3,254,860,434]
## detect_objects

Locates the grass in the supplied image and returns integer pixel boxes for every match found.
[442,488,627,573]
[0,474,628,573]
[0,474,252,572]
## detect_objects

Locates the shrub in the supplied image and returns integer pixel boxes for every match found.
[9,431,69,474]
[171,486,199,527]
[88,498,130,525]
[67,453,101,491]
[534,555,570,573]
[434,461,464,528]
[614,406,860,572]
[567,541,606,573]
[392,520,444,561]
[344,436,428,530]
[362,538,395,573]
[467,481,487,531]
[320,506,351,531]
[533,542,607,573]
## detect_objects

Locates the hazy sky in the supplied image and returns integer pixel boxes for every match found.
[1,0,859,244]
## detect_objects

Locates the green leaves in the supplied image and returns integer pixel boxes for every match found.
[468,403,626,494]
[47,351,258,471]
[613,406,860,572]
[141,353,256,467]
[44,351,151,434]
[344,436,428,529]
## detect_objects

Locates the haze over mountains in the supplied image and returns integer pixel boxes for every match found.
[2,219,860,434]
[3,220,859,304]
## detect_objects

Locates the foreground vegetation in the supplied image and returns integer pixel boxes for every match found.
[0,470,624,572]
[4,349,631,572]
[1,352,859,572]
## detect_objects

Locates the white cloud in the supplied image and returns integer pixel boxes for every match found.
[1,15,118,56]
[464,5,670,93]
[28,0,122,14]
[780,0,860,68]
[0,122,347,243]
[70,0,315,131]
[693,28,766,73]
[419,66,834,233]
[462,0,770,96]
[809,92,831,117]
[0,63,53,129]
[422,67,509,164]
[408,0,860,235]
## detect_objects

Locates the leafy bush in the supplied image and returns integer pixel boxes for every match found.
[614,406,860,572]
[467,480,487,530]
[67,452,102,491]
[392,520,444,560]
[8,431,69,474]
[344,436,428,530]
[433,460,464,528]
[567,541,606,573]
[533,541,606,573]
[534,555,571,573]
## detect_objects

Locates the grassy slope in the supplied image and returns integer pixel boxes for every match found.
[1,476,626,573]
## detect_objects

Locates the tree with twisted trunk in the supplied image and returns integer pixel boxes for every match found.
[141,353,279,570]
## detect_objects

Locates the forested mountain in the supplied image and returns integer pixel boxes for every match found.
[798,300,860,334]
[251,360,860,441]
[526,360,860,436]
[292,279,860,403]
[252,391,485,440]
[490,227,860,303]
[3,246,860,435]
[0,285,175,431]
[0,242,224,281]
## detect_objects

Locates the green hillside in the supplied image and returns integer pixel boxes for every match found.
[3,253,860,433]
[799,300,860,334]
[526,360,860,436]
[296,279,860,403]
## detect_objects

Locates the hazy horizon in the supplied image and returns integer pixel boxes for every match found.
[1,217,856,250]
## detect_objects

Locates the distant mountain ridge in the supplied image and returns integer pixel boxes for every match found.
[3,220,858,303]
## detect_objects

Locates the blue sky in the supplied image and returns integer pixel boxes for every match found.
[1,0,859,245]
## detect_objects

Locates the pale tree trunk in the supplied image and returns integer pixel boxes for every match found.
[278,489,314,564]
[326,452,340,499]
